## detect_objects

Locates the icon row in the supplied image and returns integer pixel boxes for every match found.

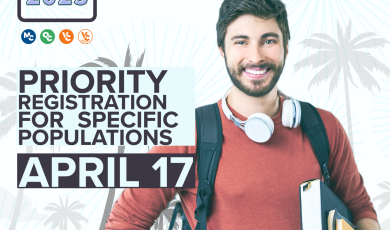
[21,29,93,44]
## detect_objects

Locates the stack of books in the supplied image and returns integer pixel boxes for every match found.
[300,179,356,230]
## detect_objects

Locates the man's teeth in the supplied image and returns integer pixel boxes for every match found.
[245,68,269,75]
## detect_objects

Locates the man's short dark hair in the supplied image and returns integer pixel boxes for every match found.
[217,0,290,53]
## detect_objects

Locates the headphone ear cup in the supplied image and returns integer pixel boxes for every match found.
[245,113,274,143]
[282,100,294,128]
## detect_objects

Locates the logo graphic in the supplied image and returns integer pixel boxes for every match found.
[21,29,36,44]
[59,29,74,44]
[78,29,93,44]
[40,29,55,44]
[18,0,97,22]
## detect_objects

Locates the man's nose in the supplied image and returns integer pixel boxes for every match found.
[247,44,266,64]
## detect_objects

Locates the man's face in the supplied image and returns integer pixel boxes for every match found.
[221,15,288,97]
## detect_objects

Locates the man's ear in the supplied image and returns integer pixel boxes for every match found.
[219,46,225,58]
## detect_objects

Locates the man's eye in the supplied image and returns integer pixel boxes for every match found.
[235,41,246,45]
[264,40,276,45]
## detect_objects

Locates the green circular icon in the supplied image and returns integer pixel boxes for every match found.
[40,29,55,44]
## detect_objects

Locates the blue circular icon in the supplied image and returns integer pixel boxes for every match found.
[21,29,36,44]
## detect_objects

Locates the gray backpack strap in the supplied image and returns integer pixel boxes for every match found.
[299,101,331,185]
[194,103,223,230]
[168,103,222,230]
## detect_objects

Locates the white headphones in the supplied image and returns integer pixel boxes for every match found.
[221,91,301,143]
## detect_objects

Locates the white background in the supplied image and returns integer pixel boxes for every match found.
[0,0,390,229]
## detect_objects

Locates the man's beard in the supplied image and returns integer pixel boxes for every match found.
[224,54,285,97]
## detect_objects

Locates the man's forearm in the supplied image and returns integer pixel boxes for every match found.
[356,218,380,230]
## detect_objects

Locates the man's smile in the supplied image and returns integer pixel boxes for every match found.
[243,67,271,79]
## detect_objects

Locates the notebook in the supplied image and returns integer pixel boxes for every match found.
[300,179,353,230]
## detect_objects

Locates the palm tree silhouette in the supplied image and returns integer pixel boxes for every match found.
[373,181,390,211]
[293,20,390,151]
[373,181,390,229]
[0,66,60,230]
[81,43,145,230]
[43,196,88,230]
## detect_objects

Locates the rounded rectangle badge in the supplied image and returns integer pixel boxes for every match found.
[18,0,97,22]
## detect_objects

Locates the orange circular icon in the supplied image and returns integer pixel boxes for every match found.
[59,29,74,44]
[78,29,93,44]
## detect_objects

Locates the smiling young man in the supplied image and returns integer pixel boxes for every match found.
[106,0,380,229]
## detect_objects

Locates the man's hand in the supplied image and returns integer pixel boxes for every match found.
[356,218,381,230]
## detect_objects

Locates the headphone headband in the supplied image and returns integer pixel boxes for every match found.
[221,91,301,143]
[221,96,234,121]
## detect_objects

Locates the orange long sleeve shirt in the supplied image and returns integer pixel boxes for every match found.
[106,97,377,229]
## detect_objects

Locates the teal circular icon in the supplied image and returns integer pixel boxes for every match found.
[40,29,55,44]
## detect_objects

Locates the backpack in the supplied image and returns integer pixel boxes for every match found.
[168,101,330,230]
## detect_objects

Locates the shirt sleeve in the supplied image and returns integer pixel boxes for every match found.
[105,145,195,230]
[322,109,378,224]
